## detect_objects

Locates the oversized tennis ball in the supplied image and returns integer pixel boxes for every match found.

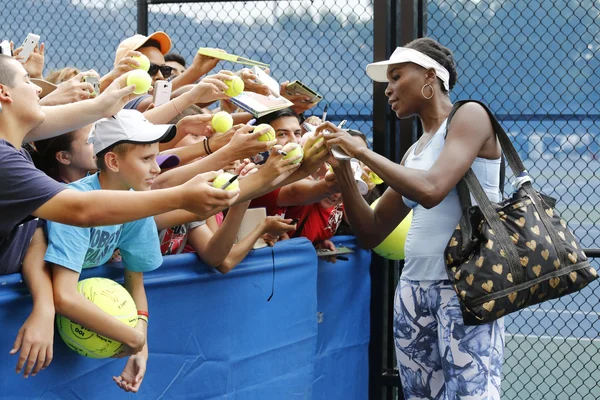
[283,143,304,164]
[370,198,412,260]
[126,70,152,95]
[131,54,150,72]
[224,76,244,97]
[213,171,239,191]
[255,124,275,142]
[211,111,234,133]
[56,278,138,359]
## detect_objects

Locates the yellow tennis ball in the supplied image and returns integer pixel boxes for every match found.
[370,198,412,260]
[131,54,150,72]
[302,135,325,155]
[213,172,239,191]
[211,111,234,133]
[56,278,138,359]
[283,143,304,164]
[255,123,275,142]
[224,76,244,97]
[126,70,152,95]
[368,171,384,185]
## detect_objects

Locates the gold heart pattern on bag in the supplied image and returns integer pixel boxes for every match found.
[445,191,597,323]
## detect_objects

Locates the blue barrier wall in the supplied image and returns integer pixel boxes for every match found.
[0,237,370,400]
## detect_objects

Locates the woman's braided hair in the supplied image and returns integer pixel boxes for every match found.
[405,37,457,93]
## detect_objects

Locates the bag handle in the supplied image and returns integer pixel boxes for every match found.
[448,100,571,271]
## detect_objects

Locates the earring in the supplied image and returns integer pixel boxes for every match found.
[421,84,434,100]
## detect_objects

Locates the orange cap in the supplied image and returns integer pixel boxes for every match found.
[114,31,172,67]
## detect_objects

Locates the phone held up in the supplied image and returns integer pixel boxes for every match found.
[153,80,172,107]
[19,33,40,63]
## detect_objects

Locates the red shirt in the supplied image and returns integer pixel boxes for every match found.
[249,188,287,217]
[286,203,344,243]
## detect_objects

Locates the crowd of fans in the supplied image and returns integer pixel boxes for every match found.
[0,31,380,391]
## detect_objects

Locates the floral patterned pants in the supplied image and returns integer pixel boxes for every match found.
[394,279,505,400]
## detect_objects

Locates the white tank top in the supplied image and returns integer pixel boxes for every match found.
[401,119,501,281]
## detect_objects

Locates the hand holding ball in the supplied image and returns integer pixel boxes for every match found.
[212,111,234,133]
[131,54,150,72]
[282,143,304,164]
[254,124,275,142]
[56,278,138,358]
[224,76,244,97]
[126,70,152,95]
[213,172,239,191]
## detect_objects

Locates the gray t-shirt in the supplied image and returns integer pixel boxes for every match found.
[0,140,65,275]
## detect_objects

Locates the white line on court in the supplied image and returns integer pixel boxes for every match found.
[506,333,600,343]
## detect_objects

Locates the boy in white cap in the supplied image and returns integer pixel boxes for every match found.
[43,110,180,393]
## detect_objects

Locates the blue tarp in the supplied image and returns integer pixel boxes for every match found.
[0,236,370,400]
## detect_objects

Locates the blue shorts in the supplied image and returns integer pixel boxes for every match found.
[394,279,505,400]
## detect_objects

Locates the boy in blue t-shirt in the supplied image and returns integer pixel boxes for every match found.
[44,110,176,393]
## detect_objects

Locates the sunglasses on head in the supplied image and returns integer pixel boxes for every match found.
[148,63,174,78]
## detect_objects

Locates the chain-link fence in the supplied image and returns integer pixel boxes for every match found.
[0,0,375,139]
[2,1,599,399]
[1,1,138,75]
[426,1,600,399]
[146,0,374,134]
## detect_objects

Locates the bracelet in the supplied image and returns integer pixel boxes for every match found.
[138,315,149,324]
[206,137,213,154]
[137,310,149,317]
[203,138,212,155]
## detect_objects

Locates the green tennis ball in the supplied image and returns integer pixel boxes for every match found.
[213,172,239,191]
[255,123,275,142]
[126,70,152,95]
[370,198,412,260]
[56,278,138,359]
[131,54,150,72]
[283,143,304,164]
[211,111,234,133]
[224,76,244,97]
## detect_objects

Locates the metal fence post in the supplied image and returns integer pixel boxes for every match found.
[137,0,148,35]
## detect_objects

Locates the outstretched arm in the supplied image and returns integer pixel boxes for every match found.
[11,227,55,378]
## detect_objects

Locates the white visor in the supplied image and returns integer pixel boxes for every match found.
[366,47,450,91]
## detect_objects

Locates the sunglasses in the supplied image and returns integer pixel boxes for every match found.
[148,63,174,78]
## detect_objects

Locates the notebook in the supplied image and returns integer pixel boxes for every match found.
[235,208,268,249]
[229,91,294,118]
[197,48,269,68]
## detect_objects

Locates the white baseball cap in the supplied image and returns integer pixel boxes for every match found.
[88,109,177,155]
[366,47,450,91]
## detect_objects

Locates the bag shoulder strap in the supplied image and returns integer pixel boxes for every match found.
[448,100,526,176]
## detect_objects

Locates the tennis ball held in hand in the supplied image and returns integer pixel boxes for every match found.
[211,111,234,133]
[282,143,304,164]
[213,172,239,191]
[126,70,152,95]
[254,124,275,142]
[131,54,150,72]
[224,76,244,97]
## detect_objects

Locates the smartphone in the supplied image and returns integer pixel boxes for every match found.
[82,76,100,97]
[19,33,40,63]
[285,80,323,104]
[153,80,172,107]
[0,40,12,56]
